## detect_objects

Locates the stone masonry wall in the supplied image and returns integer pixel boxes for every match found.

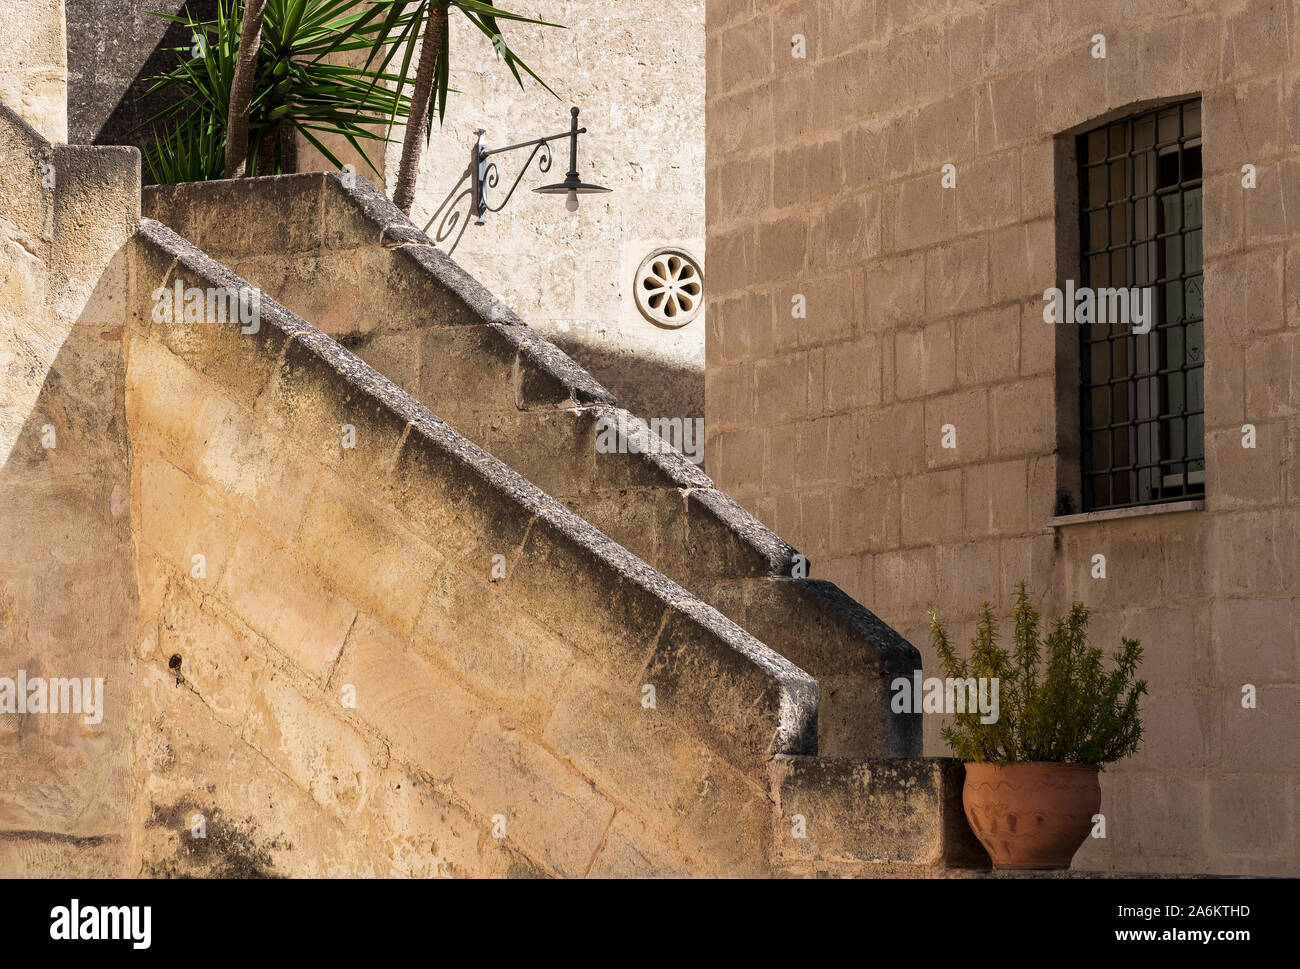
[0,0,67,144]
[0,102,137,875]
[402,1,707,423]
[705,0,1299,875]
[237,0,708,421]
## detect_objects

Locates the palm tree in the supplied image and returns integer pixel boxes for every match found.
[392,2,447,212]
[226,0,270,177]
[142,0,416,184]
[372,1,560,214]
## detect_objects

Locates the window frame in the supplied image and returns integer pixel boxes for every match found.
[1074,97,1206,513]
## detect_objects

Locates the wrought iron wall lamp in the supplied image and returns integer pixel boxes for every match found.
[423,106,611,254]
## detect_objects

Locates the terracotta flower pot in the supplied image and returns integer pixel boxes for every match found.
[962,762,1101,870]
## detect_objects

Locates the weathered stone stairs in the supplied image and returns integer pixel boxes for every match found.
[139,171,989,875]
[3,93,986,874]
[145,173,924,761]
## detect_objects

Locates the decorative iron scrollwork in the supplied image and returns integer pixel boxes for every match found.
[483,141,553,215]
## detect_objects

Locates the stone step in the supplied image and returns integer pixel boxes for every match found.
[769,755,989,876]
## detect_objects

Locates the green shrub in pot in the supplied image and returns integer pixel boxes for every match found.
[929,582,1147,869]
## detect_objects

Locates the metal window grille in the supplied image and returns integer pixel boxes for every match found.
[1077,98,1205,511]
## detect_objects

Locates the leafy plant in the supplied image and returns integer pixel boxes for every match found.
[145,112,227,184]
[140,0,417,182]
[929,582,1147,767]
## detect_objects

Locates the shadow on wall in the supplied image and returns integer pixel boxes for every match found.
[65,0,219,176]
[546,336,704,425]
[0,245,137,876]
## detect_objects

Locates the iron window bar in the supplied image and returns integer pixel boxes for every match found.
[1077,97,1205,512]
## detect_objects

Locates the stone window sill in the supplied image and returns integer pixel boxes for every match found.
[1048,499,1205,528]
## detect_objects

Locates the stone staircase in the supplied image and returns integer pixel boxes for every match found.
[3,97,986,875]
[145,172,924,761]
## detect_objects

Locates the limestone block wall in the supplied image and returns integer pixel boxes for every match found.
[63,0,203,151]
[769,755,986,876]
[144,172,923,760]
[124,218,818,876]
[399,1,708,423]
[0,0,67,143]
[0,102,137,875]
[705,0,1299,875]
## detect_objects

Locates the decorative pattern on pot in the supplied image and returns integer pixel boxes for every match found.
[963,762,1101,870]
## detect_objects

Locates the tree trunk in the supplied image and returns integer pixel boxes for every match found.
[255,130,277,176]
[225,0,270,178]
[279,122,298,174]
[393,3,447,215]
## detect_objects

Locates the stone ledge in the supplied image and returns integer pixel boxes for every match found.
[769,755,990,874]
[1048,499,1205,528]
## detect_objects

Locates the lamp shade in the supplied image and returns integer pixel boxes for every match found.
[533,174,612,196]
[534,171,611,211]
